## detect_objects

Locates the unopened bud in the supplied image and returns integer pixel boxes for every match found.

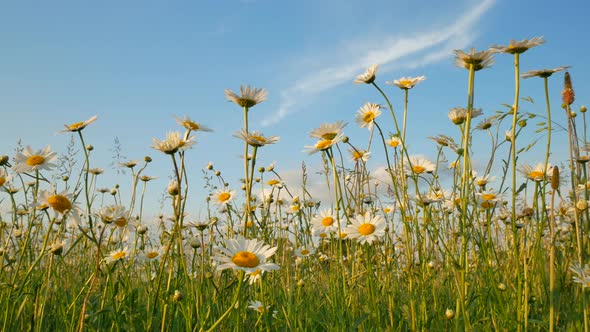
[445,308,455,320]
[144,156,152,163]
[86,145,94,151]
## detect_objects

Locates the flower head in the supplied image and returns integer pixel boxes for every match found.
[349,148,370,162]
[406,156,436,175]
[490,37,545,54]
[212,188,236,206]
[225,85,268,108]
[60,116,98,133]
[354,64,378,84]
[570,263,590,288]
[304,132,345,154]
[309,121,347,140]
[152,131,196,154]
[454,48,494,71]
[234,129,279,147]
[521,66,570,79]
[386,76,426,90]
[12,145,57,173]
[448,107,483,125]
[355,102,382,130]
[345,212,386,244]
[175,115,213,132]
[38,190,81,225]
[96,205,130,227]
[214,236,280,273]
[311,208,343,235]
[386,135,403,149]
[519,163,552,182]
[104,247,130,264]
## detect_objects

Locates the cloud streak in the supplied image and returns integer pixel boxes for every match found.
[262,0,496,127]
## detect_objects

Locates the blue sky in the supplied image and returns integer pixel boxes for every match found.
[1,0,588,219]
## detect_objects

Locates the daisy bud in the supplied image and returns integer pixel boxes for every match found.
[0,156,9,166]
[255,177,260,183]
[427,261,436,269]
[576,199,588,211]
[297,279,305,287]
[342,136,349,143]
[581,106,587,113]
[445,308,455,320]
[518,120,527,127]
[144,156,152,163]
[206,162,214,170]
[258,167,265,173]
[571,111,577,118]
[214,171,221,176]
[190,237,201,249]
[137,225,148,235]
[50,242,64,256]
[497,282,507,291]
[167,181,179,196]
[86,144,94,151]
[173,290,182,302]
[62,175,69,181]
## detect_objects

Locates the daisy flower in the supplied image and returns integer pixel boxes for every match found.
[454,48,494,71]
[349,148,370,162]
[0,168,11,187]
[521,65,570,79]
[12,145,57,174]
[311,208,343,235]
[214,236,280,273]
[570,263,590,288]
[386,135,403,149]
[60,116,98,133]
[248,300,276,317]
[120,160,140,168]
[519,163,552,182]
[355,102,382,130]
[38,190,81,224]
[345,212,386,245]
[152,131,196,155]
[406,156,436,175]
[309,121,347,140]
[475,116,497,130]
[142,246,165,262]
[386,76,426,89]
[448,107,483,125]
[428,134,458,151]
[304,132,345,154]
[354,64,378,84]
[225,85,268,108]
[382,204,396,215]
[96,205,130,227]
[490,36,545,54]
[175,115,213,132]
[104,247,130,264]
[294,247,315,258]
[475,174,495,187]
[476,189,503,209]
[212,188,236,206]
[233,129,279,147]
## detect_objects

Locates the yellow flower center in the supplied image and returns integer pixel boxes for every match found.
[291,205,299,212]
[399,80,412,87]
[339,232,347,239]
[363,112,375,123]
[218,192,231,202]
[383,208,391,213]
[319,233,327,238]
[358,223,376,236]
[232,251,260,268]
[67,121,85,130]
[26,155,45,166]
[353,151,363,160]
[48,195,72,213]
[389,140,400,147]
[529,171,544,180]
[481,193,496,201]
[321,216,334,226]
[146,252,159,259]
[0,178,5,186]
[267,179,280,186]
[112,251,126,260]
[114,217,128,227]
[250,135,267,143]
[184,121,200,130]
[246,221,253,227]
[413,165,426,174]
[321,133,337,140]
[316,140,332,150]
[300,249,310,255]
[481,201,495,209]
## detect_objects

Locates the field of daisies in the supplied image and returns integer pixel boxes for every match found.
[1,37,589,331]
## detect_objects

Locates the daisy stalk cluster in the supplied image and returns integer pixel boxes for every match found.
[1,36,590,332]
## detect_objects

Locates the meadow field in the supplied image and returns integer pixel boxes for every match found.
[1,38,589,331]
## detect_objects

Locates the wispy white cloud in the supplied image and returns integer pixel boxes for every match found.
[262,0,495,127]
